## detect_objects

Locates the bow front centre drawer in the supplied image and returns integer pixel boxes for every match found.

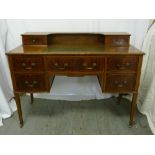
[46,56,104,72]
[14,73,47,92]
[12,56,44,72]
[107,56,139,72]
[105,74,136,92]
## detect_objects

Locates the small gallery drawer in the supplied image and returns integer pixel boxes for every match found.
[12,56,44,72]
[22,35,48,45]
[14,73,47,92]
[76,57,104,71]
[104,35,130,46]
[107,56,138,72]
[105,74,136,92]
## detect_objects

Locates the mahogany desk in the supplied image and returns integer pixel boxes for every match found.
[6,32,144,127]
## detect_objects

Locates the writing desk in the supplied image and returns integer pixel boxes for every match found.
[6,33,144,127]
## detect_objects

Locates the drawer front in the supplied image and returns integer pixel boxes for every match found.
[46,56,104,72]
[105,74,136,92]
[105,36,129,46]
[15,74,47,92]
[12,56,44,72]
[76,57,104,71]
[107,56,138,72]
[46,57,74,71]
[22,35,47,45]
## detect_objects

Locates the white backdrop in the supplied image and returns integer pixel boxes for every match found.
[6,19,150,49]
[0,19,150,127]
[137,22,155,134]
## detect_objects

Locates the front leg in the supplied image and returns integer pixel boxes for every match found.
[117,94,123,104]
[30,93,34,104]
[129,93,138,126]
[15,93,23,127]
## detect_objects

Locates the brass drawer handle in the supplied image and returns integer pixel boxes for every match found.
[83,62,97,70]
[54,63,58,67]
[92,63,97,67]
[24,80,38,87]
[24,81,29,84]
[33,81,38,84]
[22,63,26,67]
[83,63,97,66]
[64,63,69,67]
[123,80,127,84]
[116,63,130,70]
[54,63,68,70]
[21,62,36,70]
[116,64,126,70]
[25,67,33,70]
[31,63,36,67]
[114,80,127,87]
[86,67,95,70]
[117,84,124,88]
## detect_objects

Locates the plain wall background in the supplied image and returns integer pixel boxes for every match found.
[6,19,150,50]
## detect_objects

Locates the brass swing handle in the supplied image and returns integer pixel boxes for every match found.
[114,80,127,88]
[54,63,69,70]
[83,62,97,70]
[22,63,36,70]
[116,63,131,70]
[24,81,38,87]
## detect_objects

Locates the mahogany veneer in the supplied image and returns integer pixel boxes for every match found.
[6,32,144,128]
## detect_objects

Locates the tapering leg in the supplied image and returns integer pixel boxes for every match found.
[30,93,34,104]
[15,93,23,127]
[117,94,123,104]
[129,93,138,126]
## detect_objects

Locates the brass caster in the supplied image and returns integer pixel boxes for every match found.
[20,122,24,128]
[129,121,136,128]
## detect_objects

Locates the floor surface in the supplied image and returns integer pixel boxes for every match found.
[0,95,152,135]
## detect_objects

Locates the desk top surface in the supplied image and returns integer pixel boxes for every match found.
[22,32,131,36]
[6,44,144,55]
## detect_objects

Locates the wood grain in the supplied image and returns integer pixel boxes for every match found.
[6,32,144,127]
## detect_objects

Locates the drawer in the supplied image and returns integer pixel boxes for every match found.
[22,35,48,45]
[76,57,104,71]
[12,56,44,72]
[105,74,136,92]
[46,56,104,72]
[14,73,47,92]
[107,56,138,72]
[46,57,74,71]
[104,35,130,46]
